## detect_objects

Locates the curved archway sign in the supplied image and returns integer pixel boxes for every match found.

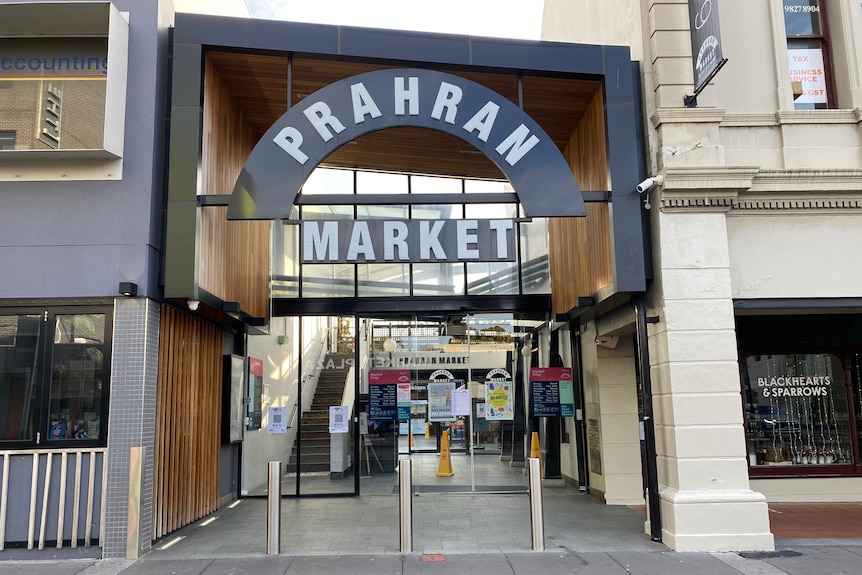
[228,68,585,220]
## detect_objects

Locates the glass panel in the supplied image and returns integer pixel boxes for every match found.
[273,222,299,298]
[788,39,828,110]
[464,179,515,195]
[296,316,356,495]
[48,314,105,441]
[744,353,852,467]
[356,205,409,219]
[0,38,108,150]
[358,263,410,296]
[520,218,550,294]
[464,202,518,219]
[411,204,461,220]
[0,315,41,441]
[301,205,353,219]
[466,261,519,295]
[411,174,462,194]
[784,0,823,35]
[302,264,355,298]
[413,263,465,296]
[301,167,354,195]
[851,354,862,466]
[357,171,407,194]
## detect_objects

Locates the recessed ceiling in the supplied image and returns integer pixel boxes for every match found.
[206,51,601,180]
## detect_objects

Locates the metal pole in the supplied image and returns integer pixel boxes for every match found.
[399,459,413,553]
[528,457,545,551]
[266,461,281,555]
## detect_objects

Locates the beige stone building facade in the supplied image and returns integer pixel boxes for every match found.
[543,0,862,552]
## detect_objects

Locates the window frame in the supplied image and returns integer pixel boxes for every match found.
[783,0,838,109]
[737,313,862,478]
[0,305,112,449]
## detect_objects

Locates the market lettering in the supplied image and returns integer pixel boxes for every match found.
[274,77,539,168]
[301,219,516,263]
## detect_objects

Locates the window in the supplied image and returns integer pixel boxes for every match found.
[743,353,852,467]
[784,0,834,109]
[0,308,111,446]
[0,130,14,150]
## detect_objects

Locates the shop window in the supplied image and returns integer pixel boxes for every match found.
[0,309,111,447]
[743,353,852,468]
[784,0,834,109]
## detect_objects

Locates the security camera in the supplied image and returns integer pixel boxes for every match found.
[187,299,200,311]
[636,175,664,194]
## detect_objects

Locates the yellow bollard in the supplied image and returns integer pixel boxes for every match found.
[409,425,414,448]
[436,430,454,477]
[530,431,543,477]
[425,423,431,439]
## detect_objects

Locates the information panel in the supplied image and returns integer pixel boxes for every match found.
[368,370,410,420]
[529,367,574,418]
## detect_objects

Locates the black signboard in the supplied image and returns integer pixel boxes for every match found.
[369,383,397,420]
[688,0,727,95]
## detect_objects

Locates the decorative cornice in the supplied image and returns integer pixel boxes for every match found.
[656,167,862,213]
[651,107,727,128]
[703,109,862,128]
[720,113,778,127]
[749,169,862,192]
[658,166,759,212]
[776,109,860,124]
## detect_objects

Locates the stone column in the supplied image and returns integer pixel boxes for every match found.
[648,206,773,551]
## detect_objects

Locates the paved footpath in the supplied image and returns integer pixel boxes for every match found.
[2,544,862,575]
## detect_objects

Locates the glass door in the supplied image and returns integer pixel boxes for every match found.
[362,313,530,494]
[292,316,358,495]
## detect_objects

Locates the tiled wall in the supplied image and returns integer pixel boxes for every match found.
[102,298,160,558]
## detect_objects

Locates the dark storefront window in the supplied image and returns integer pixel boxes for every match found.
[0,309,110,446]
[738,314,862,476]
[744,353,851,467]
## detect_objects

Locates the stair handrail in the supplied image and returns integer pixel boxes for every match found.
[288,327,329,430]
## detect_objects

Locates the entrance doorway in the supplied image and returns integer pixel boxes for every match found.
[360,313,533,494]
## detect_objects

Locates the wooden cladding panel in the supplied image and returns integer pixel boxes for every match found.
[550,88,612,315]
[153,306,223,540]
[200,56,270,319]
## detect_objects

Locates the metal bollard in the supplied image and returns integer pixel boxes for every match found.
[399,459,413,553]
[528,457,545,551]
[267,461,282,555]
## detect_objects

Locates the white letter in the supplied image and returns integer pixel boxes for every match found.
[350,82,382,124]
[303,101,346,142]
[395,77,419,115]
[462,101,499,142]
[489,219,514,259]
[495,124,540,166]
[304,221,338,261]
[457,220,479,259]
[431,81,462,124]
[346,221,375,261]
[419,220,446,259]
[273,126,308,164]
[383,221,409,260]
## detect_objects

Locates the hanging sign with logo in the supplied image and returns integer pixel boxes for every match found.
[688,0,727,94]
[529,367,574,418]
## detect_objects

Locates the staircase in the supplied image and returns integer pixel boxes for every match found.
[286,352,352,474]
